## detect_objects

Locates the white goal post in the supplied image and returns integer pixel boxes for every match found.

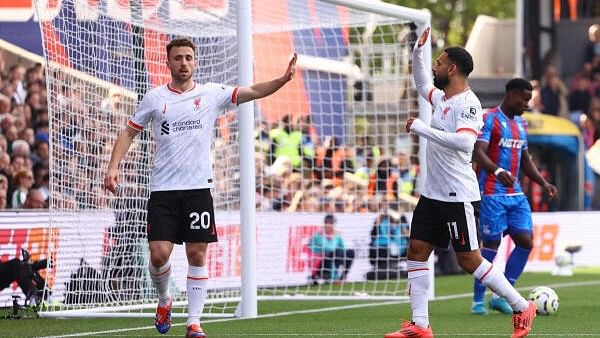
[35,0,433,319]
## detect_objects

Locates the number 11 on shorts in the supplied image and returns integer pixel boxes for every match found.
[447,221,459,240]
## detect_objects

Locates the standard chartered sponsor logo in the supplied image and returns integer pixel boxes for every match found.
[171,119,203,132]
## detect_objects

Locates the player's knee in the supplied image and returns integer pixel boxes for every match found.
[455,251,481,274]
[512,232,533,249]
[482,240,501,250]
[407,240,432,261]
[149,253,169,268]
[186,249,207,266]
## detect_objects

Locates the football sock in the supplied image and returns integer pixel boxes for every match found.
[149,262,171,307]
[474,247,497,303]
[408,260,430,328]
[505,245,532,285]
[473,259,528,312]
[187,265,208,326]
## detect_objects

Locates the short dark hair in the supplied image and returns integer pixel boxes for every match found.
[444,46,474,77]
[166,38,196,57]
[505,78,533,92]
[324,214,336,224]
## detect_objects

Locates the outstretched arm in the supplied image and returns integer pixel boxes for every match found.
[103,126,139,193]
[520,148,557,198]
[407,117,476,153]
[237,53,297,104]
[412,27,436,102]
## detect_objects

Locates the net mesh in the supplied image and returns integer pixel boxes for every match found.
[36,0,421,316]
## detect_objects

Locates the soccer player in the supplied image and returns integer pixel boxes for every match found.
[103,38,297,338]
[471,78,558,315]
[384,27,537,338]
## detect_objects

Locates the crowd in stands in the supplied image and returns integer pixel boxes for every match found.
[3,24,599,212]
[528,23,600,210]
[251,113,419,214]
[531,24,600,143]
[0,52,49,210]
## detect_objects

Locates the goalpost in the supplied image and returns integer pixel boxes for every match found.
[35,0,432,318]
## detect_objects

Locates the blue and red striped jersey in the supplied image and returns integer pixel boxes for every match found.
[477,106,528,196]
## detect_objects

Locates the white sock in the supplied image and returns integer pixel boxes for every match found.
[407,260,430,328]
[473,260,528,312]
[187,265,208,326]
[149,262,171,307]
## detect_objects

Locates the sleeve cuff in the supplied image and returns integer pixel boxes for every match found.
[231,87,239,104]
[456,127,478,137]
[127,120,143,131]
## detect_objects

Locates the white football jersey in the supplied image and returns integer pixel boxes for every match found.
[128,82,237,192]
[421,87,483,202]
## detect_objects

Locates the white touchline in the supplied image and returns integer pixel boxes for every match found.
[39,280,600,338]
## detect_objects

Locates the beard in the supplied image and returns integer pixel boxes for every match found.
[433,74,449,90]
[170,69,193,83]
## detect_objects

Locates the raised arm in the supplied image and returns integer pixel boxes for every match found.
[412,27,436,102]
[103,126,139,193]
[237,53,297,104]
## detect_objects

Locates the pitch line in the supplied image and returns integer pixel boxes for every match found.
[39,279,600,338]
[40,334,600,337]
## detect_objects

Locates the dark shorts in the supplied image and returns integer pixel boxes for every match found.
[147,189,218,244]
[410,195,480,252]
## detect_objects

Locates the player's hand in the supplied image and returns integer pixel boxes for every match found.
[283,53,297,82]
[417,27,430,48]
[103,168,120,194]
[497,170,516,187]
[544,183,558,199]
[406,117,416,133]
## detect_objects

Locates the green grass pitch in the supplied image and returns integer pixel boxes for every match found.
[2,268,599,338]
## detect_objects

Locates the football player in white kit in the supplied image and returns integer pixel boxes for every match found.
[383,28,536,338]
[103,38,297,338]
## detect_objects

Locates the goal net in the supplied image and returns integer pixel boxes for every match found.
[36,0,430,318]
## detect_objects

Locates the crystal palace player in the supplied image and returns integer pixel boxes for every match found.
[104,38,296,338]
[384,28,537,338]
[471,78,557,316]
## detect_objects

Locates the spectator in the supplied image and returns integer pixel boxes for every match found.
[0,174,8,191]
[0,188,7,209]
[540,64,569,117]
[11,169,33,208]
[19,128,35,149]
[355,147,376,186]
[321,137,353,183]
[0,94,10,114]
[269,115,303,168]
[23,188,45,209]
[10,155,30,175]
[308,214,355,283]
[569,76,592,113]
[32,164,49,199]
[0,153,10,177]
[396,149,416,197]
[569,62,593,91]
[585,24,600,65]
[581,113,597,149]
[370,158,399,201]
[0,134,7,154]
[11,139,30,158]
[8,65,26,105]
[31,134,49,167]
[529,80,544,113]
[1,113,14,133]
[369,211,409,272]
